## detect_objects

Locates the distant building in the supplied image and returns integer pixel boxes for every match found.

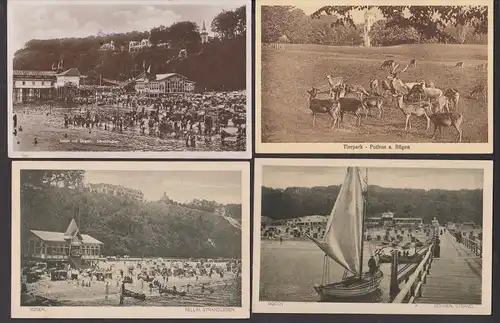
[12,68,85,103]
[99,40,116,51]
[201,20,209,44]
[129,38,152,52]
[22,218,103,267]
[135,73,195,95]
[88,183,144,201]
[367,211,423,228]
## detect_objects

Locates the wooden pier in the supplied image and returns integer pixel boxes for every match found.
[391,229,482,304]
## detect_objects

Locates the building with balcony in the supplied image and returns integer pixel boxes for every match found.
[135,73,196,95]
[22,219,103,267]
[99,40,116,51]
[129,38,152,52]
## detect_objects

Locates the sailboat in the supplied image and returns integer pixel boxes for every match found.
[307,167,383,300]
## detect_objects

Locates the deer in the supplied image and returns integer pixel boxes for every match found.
[307,88,338,128]
[413,82,443,102]
[469,83,486,100]
[431,96,450,114]
[392,90,431,131]
[408,59,417,68]
[455,61,464,68]
[345,83,370,100]
[380,60,397,70]
[362,95,384,119]
[475,63,487,71]
[429,112,464,143]
[444,88,460,111]
[337,97,366,126]
[326,75,345,90]
[369,78,379,95]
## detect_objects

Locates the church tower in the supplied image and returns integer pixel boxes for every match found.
[363,11,376,47]
[200,20,209,44]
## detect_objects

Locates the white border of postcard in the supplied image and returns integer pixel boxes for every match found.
[255,0,494,154]
[11,161,250,319]
[252,158,492,315]
[7,0,252,159]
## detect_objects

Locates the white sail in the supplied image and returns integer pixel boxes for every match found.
[309,167,365,275]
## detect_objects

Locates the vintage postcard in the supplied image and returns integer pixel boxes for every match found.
[255,0,493,154]
[11,161,250,318]
[7,0,251,159]
[253,158,492,314]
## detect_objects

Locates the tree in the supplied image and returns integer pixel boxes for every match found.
[369,20,421,46]
[21,170,85,189]
[261,5,296,43]
[212,6,247,40]
[311,6,488,42]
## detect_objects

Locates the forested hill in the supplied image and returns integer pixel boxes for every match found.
[262,185,483,225]
[21,185,242,259]
[13,6,246,91]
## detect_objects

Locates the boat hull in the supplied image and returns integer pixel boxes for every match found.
[314,270,383,300]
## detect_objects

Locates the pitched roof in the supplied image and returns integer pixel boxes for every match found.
[31,230,104,244]
[55,68,81,77]
[64,218,79,239]
[156,73,187,81]
[13,70,56,77]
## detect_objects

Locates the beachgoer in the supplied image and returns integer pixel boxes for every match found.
[105,281,110,300]
[368,256,378,275]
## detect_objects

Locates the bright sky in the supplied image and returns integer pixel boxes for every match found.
[84,170,242,204]
[262,166,484,191]
[9,0,246,53]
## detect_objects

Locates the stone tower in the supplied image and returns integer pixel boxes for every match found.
[363,11,376,47]
[200,20,209,44]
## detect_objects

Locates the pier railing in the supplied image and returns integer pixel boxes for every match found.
[448,229,482,257]
[391,243,434,303]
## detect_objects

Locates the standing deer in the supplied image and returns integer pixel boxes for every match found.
[469,83,486,100]
[362,96,384,118]
[307,88,337,128]
[380,60,397,70]
[455,62,464,68]
[392,92,431,131]
[369,78,379,95]
[444,88,460,111]
[430,112,464,143]
[408,59,417,68]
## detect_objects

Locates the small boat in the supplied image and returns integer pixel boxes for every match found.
[378,253,419,264]
[123,287,146,300]
[307,167,383,301]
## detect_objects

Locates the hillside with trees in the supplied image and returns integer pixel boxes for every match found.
[261,5,487,46]
[13,6,246,91]
[21,170,242,259]
[262,185,483,225]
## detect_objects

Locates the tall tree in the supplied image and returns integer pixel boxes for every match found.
[311,6,488,42]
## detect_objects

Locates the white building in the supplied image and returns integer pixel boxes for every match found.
[135,73,196,94]
[55,68,82,88]
[129,38,152,52]
[201,20,209,44]
[99,40,116,51]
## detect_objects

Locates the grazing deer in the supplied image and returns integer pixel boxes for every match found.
[444,88,460,111]
[380,60,397,70]
[362,95,384,118]
[337,97,366,126]
[307,88,337,128]
[393,92,431,131]
[455,61,464,68]
[430,112,463,143]
[469,83,486,100]
[475,63,487,71]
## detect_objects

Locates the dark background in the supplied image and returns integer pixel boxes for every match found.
[0,0,498,322]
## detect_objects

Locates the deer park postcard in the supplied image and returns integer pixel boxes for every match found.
[252,158,492,314]
[255,0,493,154]
[7,0,251,159]
[11,161,250,318]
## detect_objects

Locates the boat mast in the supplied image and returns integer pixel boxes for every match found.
[359,168,368,279]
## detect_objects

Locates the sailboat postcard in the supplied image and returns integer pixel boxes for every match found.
[11,161,250,319]
[253,158,492,315]
[7,0,251,159]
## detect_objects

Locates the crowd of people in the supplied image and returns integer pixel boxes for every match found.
[13,90,247,150]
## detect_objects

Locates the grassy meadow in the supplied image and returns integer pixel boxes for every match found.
[260,44,489,143]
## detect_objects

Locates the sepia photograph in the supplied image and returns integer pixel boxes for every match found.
[253,159,492,314]
[11,161,250,318]
[8,0,251,159]
[255,0,493,154]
